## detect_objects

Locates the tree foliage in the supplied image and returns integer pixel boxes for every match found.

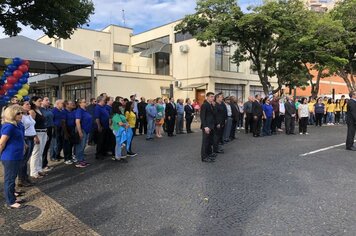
[0,0,94,39]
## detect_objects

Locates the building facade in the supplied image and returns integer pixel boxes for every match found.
[31,22,277,104]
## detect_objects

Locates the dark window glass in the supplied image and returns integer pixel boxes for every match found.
[175,32,193,43]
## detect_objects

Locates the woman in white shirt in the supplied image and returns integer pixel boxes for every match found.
[298,97,309,135]
[18,101,37,187]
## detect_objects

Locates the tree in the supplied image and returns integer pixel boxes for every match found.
[176,0,310,95]
[331,0,356,92]
[298,13,348,97]
[0,0,94,39]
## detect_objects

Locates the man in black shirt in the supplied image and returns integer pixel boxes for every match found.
[346,91,356,151]
[200,92,216,162]
[137,97,148,135]
[251,94,263,137]
[213,93,227,153]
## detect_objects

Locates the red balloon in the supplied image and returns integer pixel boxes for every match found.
[22,60,30,66]
[18,65,28,73]
[6,76,18,84]
[0,89,5,95]
[3,83,14,90]
[13,70,23,79]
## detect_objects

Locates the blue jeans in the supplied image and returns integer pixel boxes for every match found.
[75,130,88,162]
[147,119,155,139]
[2,160,21,205]
[327,112,334,123]
[308,112,315,125]
[19,137,34,181]
[263,117,272,136]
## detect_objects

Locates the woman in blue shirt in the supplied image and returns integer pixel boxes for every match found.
[75,99,93,168]
[262,97,275,136]
[0,105,26,209]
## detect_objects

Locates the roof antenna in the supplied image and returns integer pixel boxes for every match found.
[122,9,126,26]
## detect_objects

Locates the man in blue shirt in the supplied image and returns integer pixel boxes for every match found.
[95,95,110,159]
[176,99,185,134]
[41,97,55,170]
[63,100,76,164]
[86,98,97,145]
[51,99,66,161]
[145,99,157,140]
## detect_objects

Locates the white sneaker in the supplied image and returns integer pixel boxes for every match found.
[240,127,244,130]
[64,160,73,165]
[237,127,240,130]
[71,158,78,163]
[305,132,309,135]
[299,132,303,135]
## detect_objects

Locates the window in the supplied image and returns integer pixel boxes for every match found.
[161,87,170,97]
[114,44,129,53]
[215,45,239,72]
[249,86,265,97]
[215,83,244,100]
[132,35,170,54]
[113,62,122,71]
[155,52,170,75]
[175,32,193,43]
[65,83,91,102]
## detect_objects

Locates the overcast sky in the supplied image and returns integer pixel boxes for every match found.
[0,0,260,39]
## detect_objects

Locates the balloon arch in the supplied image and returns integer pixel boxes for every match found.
[0,57,30,105]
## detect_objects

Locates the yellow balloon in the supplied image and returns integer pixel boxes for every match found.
[15,94,23,100]
[22,84,30,90]
[0,70,3,76]
[18,89,28,96]
[4,58,13,65]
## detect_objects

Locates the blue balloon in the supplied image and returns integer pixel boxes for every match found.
[7,64,17,72]
[22,72,29,79]
[3,95,10,102]
[4,71,12,77]
[19,77,28,84]
[0,100,6,106]
[1,75,6,81]
[12,57,23,66]
[7,89,17,96]
[13,82,22,91]
[0,80,4,86]
[23,96,30,101]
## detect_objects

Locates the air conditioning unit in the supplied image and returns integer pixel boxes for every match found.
[174,81,182,88]
[179,44,189,53]
[94,50,101,59]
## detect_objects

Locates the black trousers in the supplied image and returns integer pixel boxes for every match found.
[167,117,176,135]
[335,111,341,123]
[63,127,75,161]
[186,116,193,132]
[346,122,356,149]
[201,129,214,160]
[252,116,262,136]
[42,127,53,168]
[315,113,323,126]
[96,128,111,156]
[299,117,308,134]
[271,112,279,133]
[285,115,295,134]
[138,116,147,135]
[245,113,253,133]
[230,119,237,138]
[213,126,224,152]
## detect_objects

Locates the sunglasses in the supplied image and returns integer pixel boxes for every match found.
[16,112,24,115]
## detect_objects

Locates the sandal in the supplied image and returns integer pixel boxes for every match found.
[15,199,26,204]
[5,203,26,209]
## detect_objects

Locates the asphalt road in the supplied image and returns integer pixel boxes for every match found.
[1,124,356,236]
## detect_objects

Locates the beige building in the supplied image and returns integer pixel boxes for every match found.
[31,21,276,104]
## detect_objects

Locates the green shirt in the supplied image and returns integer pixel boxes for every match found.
[156,104,164,119]
[112,113,127,131]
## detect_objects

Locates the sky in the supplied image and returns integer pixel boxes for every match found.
[0,0,261,40]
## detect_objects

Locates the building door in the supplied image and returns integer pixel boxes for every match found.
[196,89,206,105]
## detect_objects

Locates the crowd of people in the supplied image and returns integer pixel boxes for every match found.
[1,90,355,209]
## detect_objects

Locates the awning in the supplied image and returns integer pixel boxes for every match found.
[0,36,93,74]
[180,83,207,90]
[140,43,171,57]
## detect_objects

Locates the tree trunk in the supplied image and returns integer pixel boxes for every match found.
[337,70,355,92]
[311,69,322,98]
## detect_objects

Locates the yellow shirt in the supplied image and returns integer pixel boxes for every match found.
[326,103,336,112]
[308,102,315,112]
[334,104,341,112]
[125,111,136,128]
[343,103,348,112]
[340,99,345,108]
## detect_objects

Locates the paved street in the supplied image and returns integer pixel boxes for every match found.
[1,124,356,235]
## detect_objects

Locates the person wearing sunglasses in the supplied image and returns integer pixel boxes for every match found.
[0,105,26,209]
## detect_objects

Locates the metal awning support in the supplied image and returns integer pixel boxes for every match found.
[140,43,171,57]
[180,83,208,90]
[91,61,95,99]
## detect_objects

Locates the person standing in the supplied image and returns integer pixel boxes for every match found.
[237,98,244,130]
[165,97,177,137]
[155,98,165,138]
[0,105,26,209]
[298,97,309,135]
[308,97,316,125]
[176,99,185,134]
[29,97,48,179]
[326,98,336,125]
[200,92,216,163]
[18,101,36,187]
[125,101,137,156]
[51,99,66,160]
[63,100,76,165]
[223,97,232,142]
[262,97,274,136]
[184,98,194,133]
[86,98,97,145]
[41,97,54,171]
[251,94,263,137]
[314,97,326,127]
[335,99,342,125]
[340,95,346,124]
[145,99,157,140]
[213,93,226,154]
[229,96,239,140]
[94,96,110,159]
[270,95,279,135]
[284,96,296,135]
[346,91,356,151]
[243,96,254,134]
[137,97,147,135]
[75,98,92,167]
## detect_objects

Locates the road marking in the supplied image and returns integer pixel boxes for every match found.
[300,143,346,157]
